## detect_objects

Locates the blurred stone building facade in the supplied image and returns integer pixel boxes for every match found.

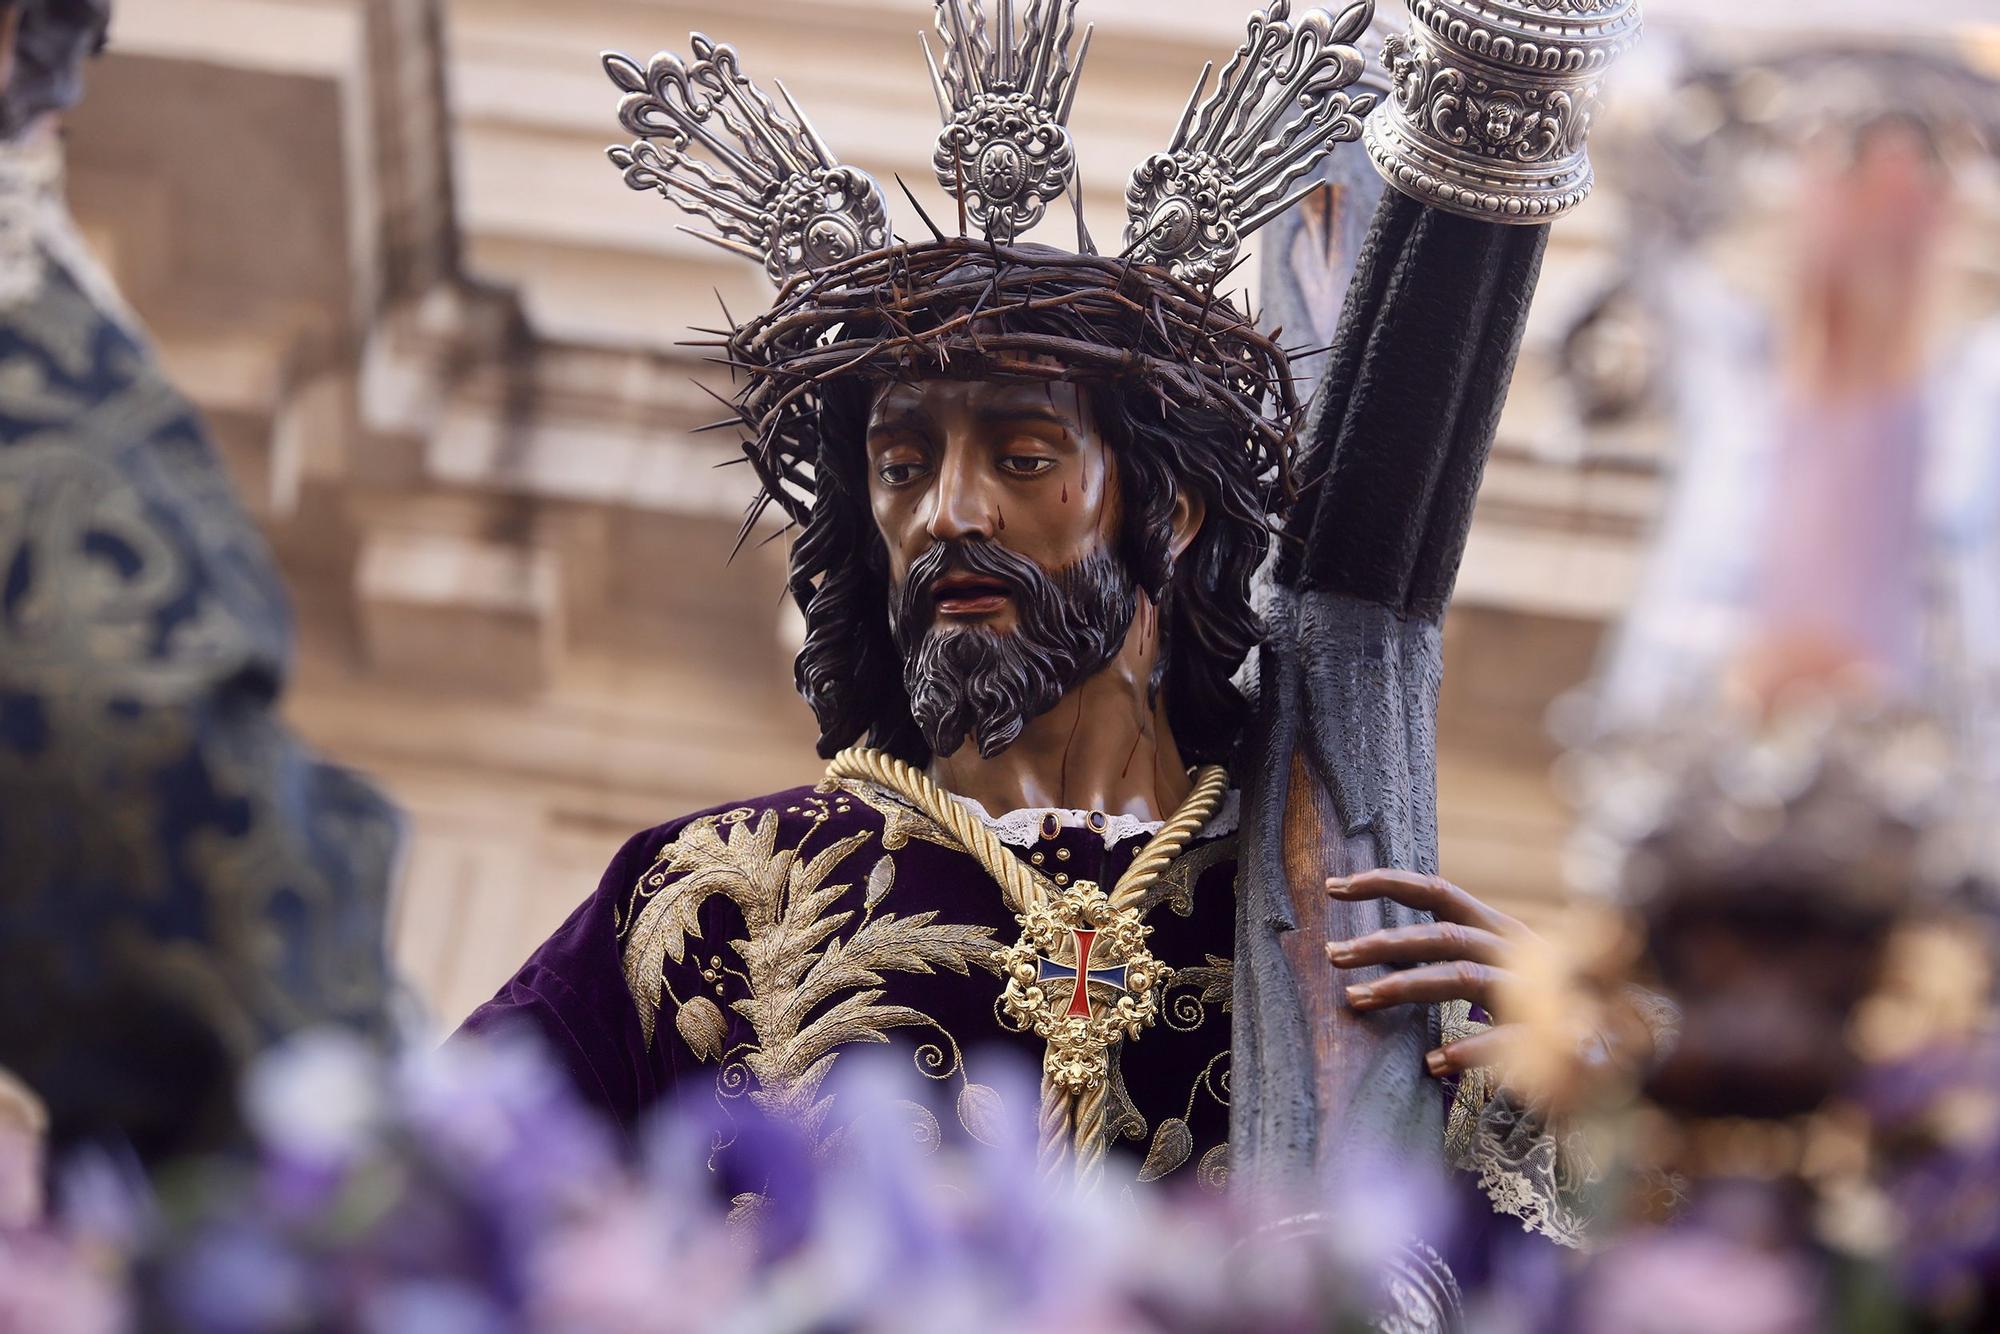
[82,1,1997,1026]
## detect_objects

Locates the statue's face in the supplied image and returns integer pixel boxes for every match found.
[865,377,1139,758]
[866,379,1116,617]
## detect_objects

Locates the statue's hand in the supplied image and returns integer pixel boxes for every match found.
[1324,869,1542,1083]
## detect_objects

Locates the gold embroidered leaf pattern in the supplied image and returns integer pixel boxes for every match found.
[767,993,935,1075]
[893,1099,943,1153]
[726,1192,766,1234]
[749,1051,842,1134]
[1177,955,1235,1011]
[773,910,1000,1036]
[623,811,789,1045]
[956,1081,1006,1146]
[1196,1142,1230,1191]
[622,805,999,1142]
[864,855,895,910]
[1138,1116,1194,1182]
[839,780,969,854]
[673,995,728,1062]
[1140,836,1236,917]
[1440,997,1486,1045]
[1105,1052,1148,1144]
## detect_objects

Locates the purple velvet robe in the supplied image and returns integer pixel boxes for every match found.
[461,779,1240,1187]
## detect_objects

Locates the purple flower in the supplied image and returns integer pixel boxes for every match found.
[359,1280,510,1334]
[527,1190,747,1334]
[1861,1035,2000,1308]
[244,1031,386,1170]
[1572,1232,1824,1334]
[160,1225,313,1334]
[71,1021,2000,1331]
[397,1027,619,1228]
[52,1150,152,1257]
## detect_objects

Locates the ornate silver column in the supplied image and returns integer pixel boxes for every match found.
[1363,0,1643,223]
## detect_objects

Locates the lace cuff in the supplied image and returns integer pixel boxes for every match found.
[1440,1000,1602,1250]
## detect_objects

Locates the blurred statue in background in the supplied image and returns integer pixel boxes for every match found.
[1513,42,2000,1329]
[1572,44,2000,749]
[464,9,1649,1317]
[0,0,400,1167]
[1521,704,1998,1332]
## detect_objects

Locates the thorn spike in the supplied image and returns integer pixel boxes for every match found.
[895,174,949,242]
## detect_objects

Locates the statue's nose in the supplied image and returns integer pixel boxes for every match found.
[924,446,996,543]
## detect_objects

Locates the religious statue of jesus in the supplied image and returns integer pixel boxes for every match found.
[463,0,1645,1279]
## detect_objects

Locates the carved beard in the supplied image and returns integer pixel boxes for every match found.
[888,537,1139,760]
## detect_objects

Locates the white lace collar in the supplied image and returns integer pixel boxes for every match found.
[947,789,1241,849]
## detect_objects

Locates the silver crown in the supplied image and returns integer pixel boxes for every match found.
[604,38,892,283]
[1124,2,1377,287]
[601,1,1629,288]
[923,1,1093,244]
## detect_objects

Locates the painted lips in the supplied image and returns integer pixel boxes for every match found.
[931,573,1012,617]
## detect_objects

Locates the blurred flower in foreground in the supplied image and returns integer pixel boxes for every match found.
[1572,1224,1824,1334]
[6,958,1997,1333]
[0,1072,133,1334]
[0,1227,126,1334]
[39,1030,1428,1333]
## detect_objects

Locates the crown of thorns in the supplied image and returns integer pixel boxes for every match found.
[603,1,1380,531]
[697,238,1301,531]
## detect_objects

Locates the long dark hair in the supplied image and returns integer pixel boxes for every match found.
[789,374,1271,768]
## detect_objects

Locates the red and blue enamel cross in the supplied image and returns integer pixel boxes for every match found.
[1036,928,1130,1019]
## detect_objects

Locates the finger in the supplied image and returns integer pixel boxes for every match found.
[1326,921,1508,968]
[1424,1026,1517,1078]
[1326,868,1519,936]
[1345,961,1505,1013]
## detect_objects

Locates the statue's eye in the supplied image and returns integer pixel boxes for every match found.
[998,455,1056,478]
[876,459,928,487]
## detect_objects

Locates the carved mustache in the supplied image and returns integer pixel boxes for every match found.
[890,539,1061,640]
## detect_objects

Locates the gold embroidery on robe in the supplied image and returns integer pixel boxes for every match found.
[832,778,974,856]
[619,805,1001,1136]
[1140,836,1236,918]
[1441,998,1489,1162]
[1163,955,1232,1032]
[1139,1051,1231,1184]
[1196,1142,1230,1190]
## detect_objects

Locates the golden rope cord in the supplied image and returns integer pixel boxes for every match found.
[1110,764,1230,909]
[825,745,1230,1187]
[825,746,1040,913]
[825,746,1227,915]
[1070,1078,1110,1191]
[1037,1086,1074,1180]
